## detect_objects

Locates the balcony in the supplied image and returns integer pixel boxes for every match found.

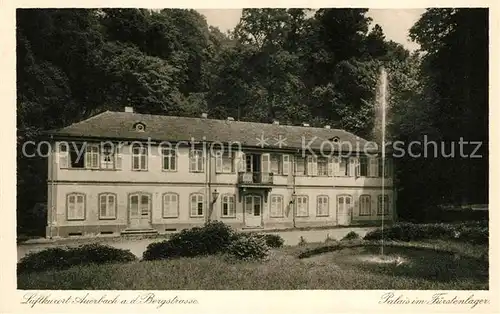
[237,172,274,202]
[237,172,274,186]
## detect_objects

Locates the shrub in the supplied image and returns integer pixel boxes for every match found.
[227,233,269,260]
[457,227,488,245]
[255,233,284,248]
[341,231,360,241]
[143,220,237,260]
[17,243,137,274]
[363,222,488,243]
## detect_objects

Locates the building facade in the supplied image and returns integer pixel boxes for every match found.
[44,108,396,238]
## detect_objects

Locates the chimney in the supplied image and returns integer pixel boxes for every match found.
[273,120,280,125]
[324,125,331,129]
[201,113,208,119]
[302,122,310,127]
[227,117,235,121]
[124,106,134,113]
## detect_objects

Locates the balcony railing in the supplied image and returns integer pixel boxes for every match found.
[237,172,274,185]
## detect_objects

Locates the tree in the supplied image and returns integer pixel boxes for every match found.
[400,8,489,217]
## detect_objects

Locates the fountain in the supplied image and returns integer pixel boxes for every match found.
[379,67,388,257]
[369,66,398,263]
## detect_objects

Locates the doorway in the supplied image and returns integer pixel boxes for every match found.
[244,195,262,227]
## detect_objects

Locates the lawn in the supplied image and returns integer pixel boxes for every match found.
[18,239,488,290]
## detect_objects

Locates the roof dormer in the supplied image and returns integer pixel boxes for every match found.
[330,136,340,144]
[133,122,146,132]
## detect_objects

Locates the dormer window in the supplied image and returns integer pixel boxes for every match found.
[330,136,340,144]
[133,122,146,132]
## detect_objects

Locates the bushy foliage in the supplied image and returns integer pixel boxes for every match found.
[143,221,237,260]
[17,243,137,274]
[457,226,489,245]
[227,233,269,260]
[261,234,285,248]
[247,233,285,248]
[341,231,360,241]
[363,222,488,243]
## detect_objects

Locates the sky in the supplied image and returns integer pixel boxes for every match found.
[197,9,425,51]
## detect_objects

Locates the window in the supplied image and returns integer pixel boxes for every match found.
[317,157,328,176]
[216,151,234,173]
[67,193,85,220]
[336,157,350,176]
[190,193,205,217]
[99,193,116,219]
[190,150,204,172]
[359,156,368,177]
[378,159,392,177]
[132,145,148,170]
[270,195,284,217]
[296,196,309,217]
[129,193,151,217]
[368,157,378,177]
[134,122,146,132]
[270,154,281,175]
[307,156,317,176]
[316,195,329,216]
[359,195,371,216]
[295,157,306,175]
[100,143,115,169]
[377,195,390,215]
[69,143,85,168]
[85,144,99,169]
[62,142,121,170]
[163,193,179,218]
[245,154,253,172]
[162,148,177,171]
[221,194,236,217]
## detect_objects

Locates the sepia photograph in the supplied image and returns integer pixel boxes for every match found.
[14,7,489,293]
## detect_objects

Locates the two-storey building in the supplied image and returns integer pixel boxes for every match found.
[44,107,396,238]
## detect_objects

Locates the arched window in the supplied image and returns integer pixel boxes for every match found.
[359,195,371,216]
[98,193,117,219]
[66,193,86,220]
[316,195,329,217]
[162,193,179,218]
[190,193,205,217]
[270,194,284,217]
[221,194,236,217]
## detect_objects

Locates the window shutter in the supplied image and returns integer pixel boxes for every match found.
[332,157,340,176]
[307,156,313,175]
[327,157,334,176]
[115,145,122,170]
[84,145,92,169]
[282,154,290,175]
[215,151,223,173]
[237,152,246,172]
[311,156,318,176]
[385,159,392,177]
[351,157,360,177]
[261,153,270,173]
[59,143,68,168]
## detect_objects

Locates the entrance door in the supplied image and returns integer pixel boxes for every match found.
[245,195,262,227]
[129,193,152,229]
[337,195,352,226]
